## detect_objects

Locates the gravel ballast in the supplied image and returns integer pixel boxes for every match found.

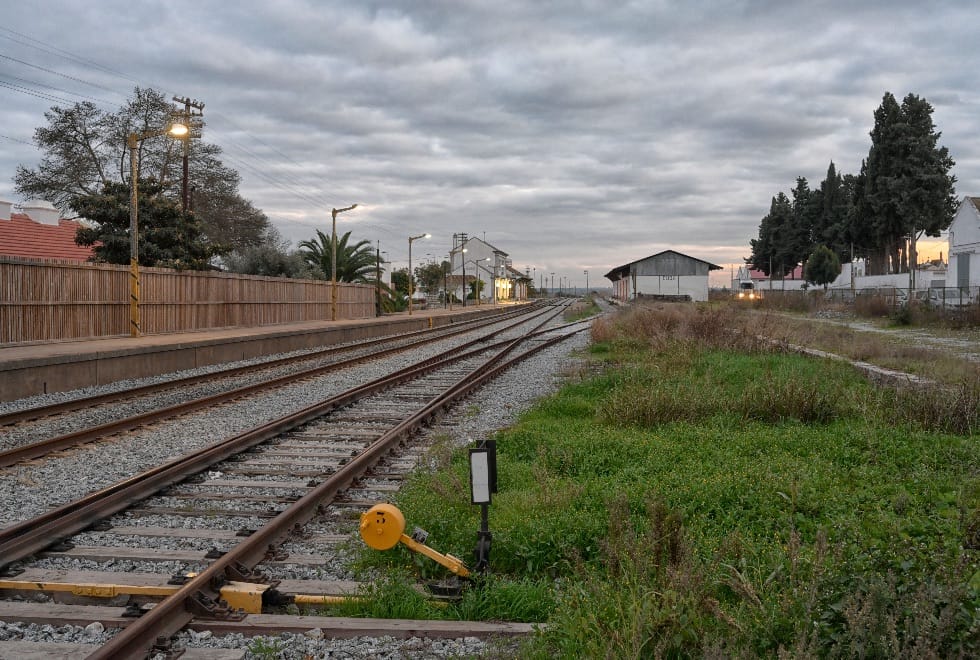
[0,309,595,658]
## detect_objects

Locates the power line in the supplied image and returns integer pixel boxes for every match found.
[0,52,121,96]
[0,133,35,146]
[0,26,139,86]
[0,72,115,106]
[0,78,77,105]
[2,27,373,237]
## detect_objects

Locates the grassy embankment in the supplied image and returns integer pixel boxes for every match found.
[330,303,980,657]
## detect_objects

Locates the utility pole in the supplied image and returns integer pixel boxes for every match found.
[171,96,205,213]
[331,204,358,321]
[454,233,468,307]
[376,241,382,316]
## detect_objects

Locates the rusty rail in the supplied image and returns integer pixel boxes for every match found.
[87,316,585,659]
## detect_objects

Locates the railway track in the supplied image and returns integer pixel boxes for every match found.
[0,303,554,468]
[0,305,541,429]
[0,302,589,658]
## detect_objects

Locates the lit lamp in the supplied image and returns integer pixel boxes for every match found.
[408,232,430,315]
[128,122,188,337]
[331,204,358,321]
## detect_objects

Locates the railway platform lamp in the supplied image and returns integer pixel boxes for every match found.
[128,121,189,337]
[408,233,431,315]
[330,204,358,322]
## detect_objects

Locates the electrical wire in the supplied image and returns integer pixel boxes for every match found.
[1,26,414,248]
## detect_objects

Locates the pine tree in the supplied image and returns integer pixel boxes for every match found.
[748,193,794,276]
[860,92,956,275]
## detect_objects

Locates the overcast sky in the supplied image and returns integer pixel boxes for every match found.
[2,1,976,287]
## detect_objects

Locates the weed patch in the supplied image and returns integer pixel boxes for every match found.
[357,304,980,656]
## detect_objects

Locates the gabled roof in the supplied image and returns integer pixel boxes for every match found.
[0,212,95,261]
[462,236,508,257]
[503,264,529,279]
[604,249,722,281]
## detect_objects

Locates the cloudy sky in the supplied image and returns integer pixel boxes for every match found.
[1,1,976,287]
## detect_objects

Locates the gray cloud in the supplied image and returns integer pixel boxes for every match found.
[1,1,977,286]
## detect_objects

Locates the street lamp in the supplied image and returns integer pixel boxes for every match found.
[330,204,358,322]
[450,243,467,307]
[474,257,490,306]
[551,272,555,297]
[408,232,430,315]
[128,121,188,337]
[444,254,452,310]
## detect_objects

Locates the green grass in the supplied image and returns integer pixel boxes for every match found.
[351,304,980,657]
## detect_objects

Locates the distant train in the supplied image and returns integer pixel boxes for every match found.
[735,280,762,301]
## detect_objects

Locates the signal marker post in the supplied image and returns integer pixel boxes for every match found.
[469,439,497,573]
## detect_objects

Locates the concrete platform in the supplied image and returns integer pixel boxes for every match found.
[0,304,511,403]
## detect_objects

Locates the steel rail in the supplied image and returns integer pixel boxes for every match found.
[0,305,557,468]
[0,304,571,564]
[86,321,587,659]
[0,305,542,427]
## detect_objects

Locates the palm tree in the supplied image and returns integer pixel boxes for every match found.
[299,229,378,282]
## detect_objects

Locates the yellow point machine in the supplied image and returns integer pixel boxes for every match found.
[359,502,470,578]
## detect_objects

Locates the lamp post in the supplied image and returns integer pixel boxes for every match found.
[444,255,451,310]
[450,242,467,307]
[584,270,589,293]
[550,273,555,297]
[330,204,358,322]
[408,232,430,315]
[474,257,490,305]
[128,121,188,337]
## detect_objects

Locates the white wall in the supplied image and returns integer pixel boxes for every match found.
[634,275,708,301]
[948,198,980,288]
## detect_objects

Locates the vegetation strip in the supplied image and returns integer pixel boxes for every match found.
[360,303,979,657]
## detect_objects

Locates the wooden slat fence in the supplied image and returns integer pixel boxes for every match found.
[0,257,376,344]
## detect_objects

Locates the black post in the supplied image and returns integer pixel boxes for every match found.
[376,243,382,316]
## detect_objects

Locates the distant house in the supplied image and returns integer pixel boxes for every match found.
[948,196,980,289]
[605,250,722,302]
[735,264,808,291]
[449,236,512,303]
[0,200,95,261]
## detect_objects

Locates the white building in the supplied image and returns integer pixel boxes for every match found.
[449,236,514,303]
[949,196,980,290]
[604,250,721,302]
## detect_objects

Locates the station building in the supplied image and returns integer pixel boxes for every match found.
[604,250,722,303]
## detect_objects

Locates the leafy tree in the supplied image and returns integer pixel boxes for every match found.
[223,227,317,278]
[15,87,270,254]
[804,245,842,290]
[415,260,448,295]
[391,268,409,298]
[72,181,215,269]
[298,229,378,283]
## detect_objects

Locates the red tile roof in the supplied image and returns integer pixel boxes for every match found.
[748,265,804,280]
[0,212,95,261]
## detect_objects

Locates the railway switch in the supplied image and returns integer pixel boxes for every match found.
[360,503,471,578]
